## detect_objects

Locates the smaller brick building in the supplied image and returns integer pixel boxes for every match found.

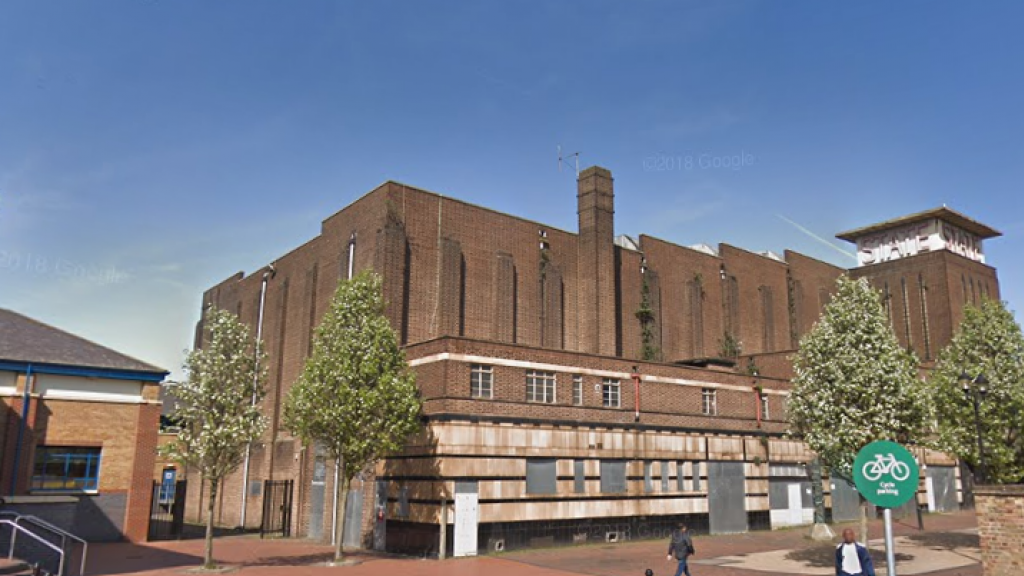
[0,309,167,542]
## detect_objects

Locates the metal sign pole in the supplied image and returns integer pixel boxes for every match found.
[853,441,920,576]
[883,507,897,576]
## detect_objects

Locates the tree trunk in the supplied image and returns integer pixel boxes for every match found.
[810,458,826,524]
[859,495,869,547]
[204,477,219,569]
[334,474,351,562]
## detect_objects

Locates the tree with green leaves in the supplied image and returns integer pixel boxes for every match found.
[788,275,932,540]
[930,299,1024,485]
[163,307,267,569]
[284,271,422,563]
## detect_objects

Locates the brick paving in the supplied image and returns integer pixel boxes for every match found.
[502,511,981,576]
[85,511,980,576]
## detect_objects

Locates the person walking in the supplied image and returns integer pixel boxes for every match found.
[836,528,876,576]
[666,523,695,576]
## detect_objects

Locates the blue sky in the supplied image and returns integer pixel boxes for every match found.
[2,1,1022,378]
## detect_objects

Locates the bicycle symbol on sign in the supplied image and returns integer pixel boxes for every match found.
[861,453,911,481]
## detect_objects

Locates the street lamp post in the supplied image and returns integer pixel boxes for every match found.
[959,371,989,485]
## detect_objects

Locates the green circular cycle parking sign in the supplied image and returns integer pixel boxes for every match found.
[853,440,920,508]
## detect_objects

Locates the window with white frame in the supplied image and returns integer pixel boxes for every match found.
[526,371,556,404]
[470,364,493,399]
[701,388,717,416]
[760,394,770,420]
[572,375,584,406]
[602,378,621,408]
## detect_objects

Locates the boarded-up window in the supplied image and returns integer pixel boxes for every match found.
[573,460,585,494]
[600,461,627,494]
[398,485,410,518]
[526,458,557,495]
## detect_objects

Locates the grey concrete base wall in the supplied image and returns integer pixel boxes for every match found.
[4,493,127,542]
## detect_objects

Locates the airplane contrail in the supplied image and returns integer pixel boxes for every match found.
[776,214,858,262]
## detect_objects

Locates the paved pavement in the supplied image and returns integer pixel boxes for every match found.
[85,511,981,576]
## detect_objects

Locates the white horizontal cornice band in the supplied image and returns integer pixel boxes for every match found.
[408,352,789,396]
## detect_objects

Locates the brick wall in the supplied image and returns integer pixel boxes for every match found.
[849,250,999,363]
[784,250,845,348]
[192,168,1001,544]
[639,235,724,361]
[407,337,791,434]
[976,485,1024,576]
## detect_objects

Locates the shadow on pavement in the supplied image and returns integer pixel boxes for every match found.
[89,539,349,575]
[905,531,980,551]
[785,544,913,568]
[89,543,203,575]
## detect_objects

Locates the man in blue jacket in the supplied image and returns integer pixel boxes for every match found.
[836,528,876,576]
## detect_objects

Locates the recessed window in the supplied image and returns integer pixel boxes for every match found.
[470,364,493,399]
[572,375,584,406]
[602,379,621,408]
[702,388,717,416]
[526,371,556,404]
[31,447,101,492]
[761,394,770,420]
[692,462,702,491]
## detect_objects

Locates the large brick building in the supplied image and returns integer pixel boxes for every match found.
[190,166,1000,555]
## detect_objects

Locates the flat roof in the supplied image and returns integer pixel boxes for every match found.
[836,206,1002,242]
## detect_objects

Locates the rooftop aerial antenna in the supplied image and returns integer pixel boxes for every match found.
[557,145,580,178]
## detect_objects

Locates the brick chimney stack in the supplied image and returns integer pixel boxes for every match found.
[577,166,617,356]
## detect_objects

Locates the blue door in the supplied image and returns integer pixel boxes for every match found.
[159,468,177,504]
